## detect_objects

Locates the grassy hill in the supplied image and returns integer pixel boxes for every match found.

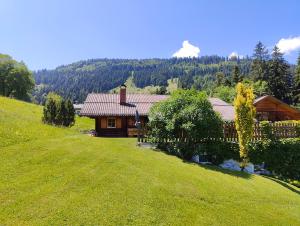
[0,96,300,225]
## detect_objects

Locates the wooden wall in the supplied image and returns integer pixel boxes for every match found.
[95,116,148,137]
[255,99,300,121]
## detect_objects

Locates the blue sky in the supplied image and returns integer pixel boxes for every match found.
[1,0,300,70]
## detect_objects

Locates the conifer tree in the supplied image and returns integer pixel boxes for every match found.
[215,72,225,86]
[234,83,256,170]
[56,99,68,125]
[65,99,75,126]
[250,41,269,81]
[293,53,300,105]
[232,65,241,84]
[268,46,291,103]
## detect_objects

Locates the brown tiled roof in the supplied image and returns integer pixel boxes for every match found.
[80,93,168,116]
[80,93,235,120]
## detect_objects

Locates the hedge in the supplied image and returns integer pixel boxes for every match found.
[248,138,300,180]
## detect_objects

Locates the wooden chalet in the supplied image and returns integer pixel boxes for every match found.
[254,95,300,121]
[80,85,235,137]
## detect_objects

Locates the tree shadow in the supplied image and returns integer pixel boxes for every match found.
[262,175,300,195]
[143,146,252,179]
[182,159,252,179]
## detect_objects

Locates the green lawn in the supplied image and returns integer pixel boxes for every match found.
[0,96,300,225]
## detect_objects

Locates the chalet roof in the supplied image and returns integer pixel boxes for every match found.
[254,95,300,114]
[80,93,235,120]
[80,94,168,117]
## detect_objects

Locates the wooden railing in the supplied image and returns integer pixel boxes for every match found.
[138,122,300,143]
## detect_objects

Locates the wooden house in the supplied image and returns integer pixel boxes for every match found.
[80,85,235,137]
[254,95,300,121]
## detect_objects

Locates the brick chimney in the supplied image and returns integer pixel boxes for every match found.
[120,84,127,104]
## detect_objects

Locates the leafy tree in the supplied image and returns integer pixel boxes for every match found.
[253,80,269,96]
[268,46,292,103]
[0,55,34,101]
[293,53,300,105]
[250,41,269,81]
[148,90,223,160]
[234,83,256,170]
[213,85,236,103]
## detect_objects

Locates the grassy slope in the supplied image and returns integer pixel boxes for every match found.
[0,96,300,226]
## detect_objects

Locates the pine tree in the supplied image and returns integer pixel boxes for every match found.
[234,83,256,170]
[232,65,241,84]
[268,46,291,103]
[65,99,75,126]
[215,72,225,86]
[293,53,300,105]
[56,100,68,125]
[250,41,269,81]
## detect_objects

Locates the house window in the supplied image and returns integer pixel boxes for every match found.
[107,118,116,128]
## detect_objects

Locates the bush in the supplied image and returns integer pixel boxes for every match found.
[43,93,75,127]
[148,89,223,160]
[198,140,239,165]
[248,138,300,180]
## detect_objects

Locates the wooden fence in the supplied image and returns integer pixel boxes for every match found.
[138,122,299,143]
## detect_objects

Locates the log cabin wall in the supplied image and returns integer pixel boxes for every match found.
[95,116,149,137]
[255,100,300,121]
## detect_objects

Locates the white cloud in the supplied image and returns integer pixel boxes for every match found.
[276,36,300,54]
[172,40,200,58]
[228,51,244,59]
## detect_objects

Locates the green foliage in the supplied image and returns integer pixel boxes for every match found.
[293,53,300,105]
[248,138,300,181]
[253,80,269,96]
[198,140,240,165]
[259,121,276,140]
[234,83,256,169]
[148,89,223,159]
[231,65,241,84]
[215,71,225,86]
[213,85,236,103]
[0,54,34,101]
[268,46,292,103]
[250,41,269,81]
[43,92,75,127]
[33,57,252,103]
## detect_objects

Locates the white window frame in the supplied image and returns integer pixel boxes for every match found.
[107,117,116,128]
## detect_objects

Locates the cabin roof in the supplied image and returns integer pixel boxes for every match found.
[254,95,300,114]
[80,93,235,120]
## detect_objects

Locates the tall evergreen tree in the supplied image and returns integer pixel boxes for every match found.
[65,99,75,126]
[215,72,225,86]
[268,46,291,103]
[232,65,241,84]
[250,41,269,81]
[293,53,300,105]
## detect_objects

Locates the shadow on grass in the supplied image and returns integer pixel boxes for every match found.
[142,145,252,179]
[182,159,252,179]
[262,176,300,195]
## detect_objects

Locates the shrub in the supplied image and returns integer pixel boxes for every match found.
[248,138,300,180]
[148,89,223,160]
[43,93,75,127]
[234,83,256,169]
[198,140,239,165]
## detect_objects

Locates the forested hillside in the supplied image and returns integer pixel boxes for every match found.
[33,56,252,103]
